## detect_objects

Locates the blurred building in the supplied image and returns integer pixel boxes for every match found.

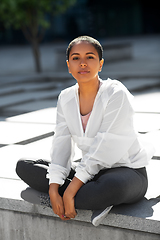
[0,0,159,45]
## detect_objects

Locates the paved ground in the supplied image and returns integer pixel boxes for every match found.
[0,35,160,214]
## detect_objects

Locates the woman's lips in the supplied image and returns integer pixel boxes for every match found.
[78,71,90,74]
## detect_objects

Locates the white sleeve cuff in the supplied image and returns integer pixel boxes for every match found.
[75,168,93,184]
[47,164,69,186]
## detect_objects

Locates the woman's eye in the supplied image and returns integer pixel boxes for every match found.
[87,56,94,59]
[73,57,79,60]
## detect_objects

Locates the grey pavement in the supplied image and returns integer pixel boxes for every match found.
[0,35,160,235]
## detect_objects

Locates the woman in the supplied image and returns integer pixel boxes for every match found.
[16,36,154,226]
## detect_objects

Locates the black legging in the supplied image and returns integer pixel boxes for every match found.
[16,159,148,210]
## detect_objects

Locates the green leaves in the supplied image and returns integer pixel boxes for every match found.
[0,0,76,72]
[0,0,76,29]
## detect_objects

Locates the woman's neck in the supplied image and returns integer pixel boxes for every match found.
[78,77,100,99]
[78,77,101,115]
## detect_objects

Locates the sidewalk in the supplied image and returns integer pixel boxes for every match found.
[0,35,160,239]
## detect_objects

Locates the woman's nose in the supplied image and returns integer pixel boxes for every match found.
[80,62,87,67]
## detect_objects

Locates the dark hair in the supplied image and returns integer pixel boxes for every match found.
[66,36,103,61]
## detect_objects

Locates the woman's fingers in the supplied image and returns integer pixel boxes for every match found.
[58,205,70,220]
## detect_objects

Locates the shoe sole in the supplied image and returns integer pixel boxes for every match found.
[92,206,113,227]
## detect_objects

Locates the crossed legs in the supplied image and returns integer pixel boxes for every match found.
[16,159,148,210]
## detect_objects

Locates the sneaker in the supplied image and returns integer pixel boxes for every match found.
[91,205,113,227]
[21,187,52,208]
[39,193,52,208]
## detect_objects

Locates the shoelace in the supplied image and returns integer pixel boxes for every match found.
[39,194,52,208]
[34,159,49,166]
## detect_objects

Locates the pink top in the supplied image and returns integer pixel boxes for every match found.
[81,112,91,132]
[80,82,103,132]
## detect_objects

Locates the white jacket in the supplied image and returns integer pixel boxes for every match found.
[47,79,154,185]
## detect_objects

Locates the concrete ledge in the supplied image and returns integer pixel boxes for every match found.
[0,196,160,235]
[0,196,160,240]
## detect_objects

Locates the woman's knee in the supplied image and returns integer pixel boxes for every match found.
[16,158,34,179]
[16,158,49,192]
[16,159,25,177]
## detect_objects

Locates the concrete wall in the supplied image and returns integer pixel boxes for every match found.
[0,209,160,240]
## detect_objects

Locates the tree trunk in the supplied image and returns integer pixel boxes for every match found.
[22,26,42,73]
[31,38,42,73]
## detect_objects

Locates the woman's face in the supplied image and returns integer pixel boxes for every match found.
[67,41,104,84]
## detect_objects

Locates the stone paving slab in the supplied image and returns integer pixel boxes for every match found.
[0,121,55,145]
[134,113,160,132]
[145,131,160,158]
[146,160,160,199]
[21,136,53,161]
[0,178,28,200]
[0,145,28,180]
[6,107,57,124]
[133,90,160,113]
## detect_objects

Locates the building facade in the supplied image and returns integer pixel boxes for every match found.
[0,0,159,44]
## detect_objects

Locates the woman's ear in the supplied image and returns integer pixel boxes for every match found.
[99,58,104,72]
[66,60,71,73]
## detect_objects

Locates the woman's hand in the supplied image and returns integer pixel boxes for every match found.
[49,178,84,220]
[63,191,77,219]
[49,183,70,221]
[63,177,84,219]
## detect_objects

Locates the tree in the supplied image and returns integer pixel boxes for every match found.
[0,0,76,72]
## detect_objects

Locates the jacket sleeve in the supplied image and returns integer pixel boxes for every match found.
[75,87,137,183]
[47,94,74,186]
